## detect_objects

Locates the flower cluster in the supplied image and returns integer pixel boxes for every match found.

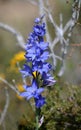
[20,17,55,108]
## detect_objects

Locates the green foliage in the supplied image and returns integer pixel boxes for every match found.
[41,82,81,130]
[17,116,35,130]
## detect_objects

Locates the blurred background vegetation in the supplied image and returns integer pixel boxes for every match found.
[0,0,81,130]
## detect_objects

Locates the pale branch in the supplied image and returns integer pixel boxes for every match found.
[2,122,6,130]
[58,62,65,77]
[44,0,81,76]
[22,0,38,5]
[38,0,44,17]
[58,0,81,76]
[0,22,26,50]
[66,0,81,41]
[0,87,9,125]
[0,77,20,95]
[26,0,38,5]
[44,7,67,70]
[44,7,56,28]
[52,37,59,48]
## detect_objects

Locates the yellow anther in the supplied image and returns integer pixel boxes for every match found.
[32,71,37,78]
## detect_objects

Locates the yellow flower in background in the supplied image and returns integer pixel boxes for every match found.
[9,51,25,72]
[16,84,25,100]
[0,73,5,83]
[10,51,25,65]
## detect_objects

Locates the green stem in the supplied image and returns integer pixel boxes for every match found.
[35,108,41,130]
[36,114,39,130]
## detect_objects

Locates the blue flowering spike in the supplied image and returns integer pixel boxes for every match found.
[33,23,46,37]
[42,72,56,86]
[38,42,49,50]
[32,61,52,75]
[35,95,46,108]
[34,18,41,23]
[20,64,32,77]
[20,80,44,100]
[20,16,55,108]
